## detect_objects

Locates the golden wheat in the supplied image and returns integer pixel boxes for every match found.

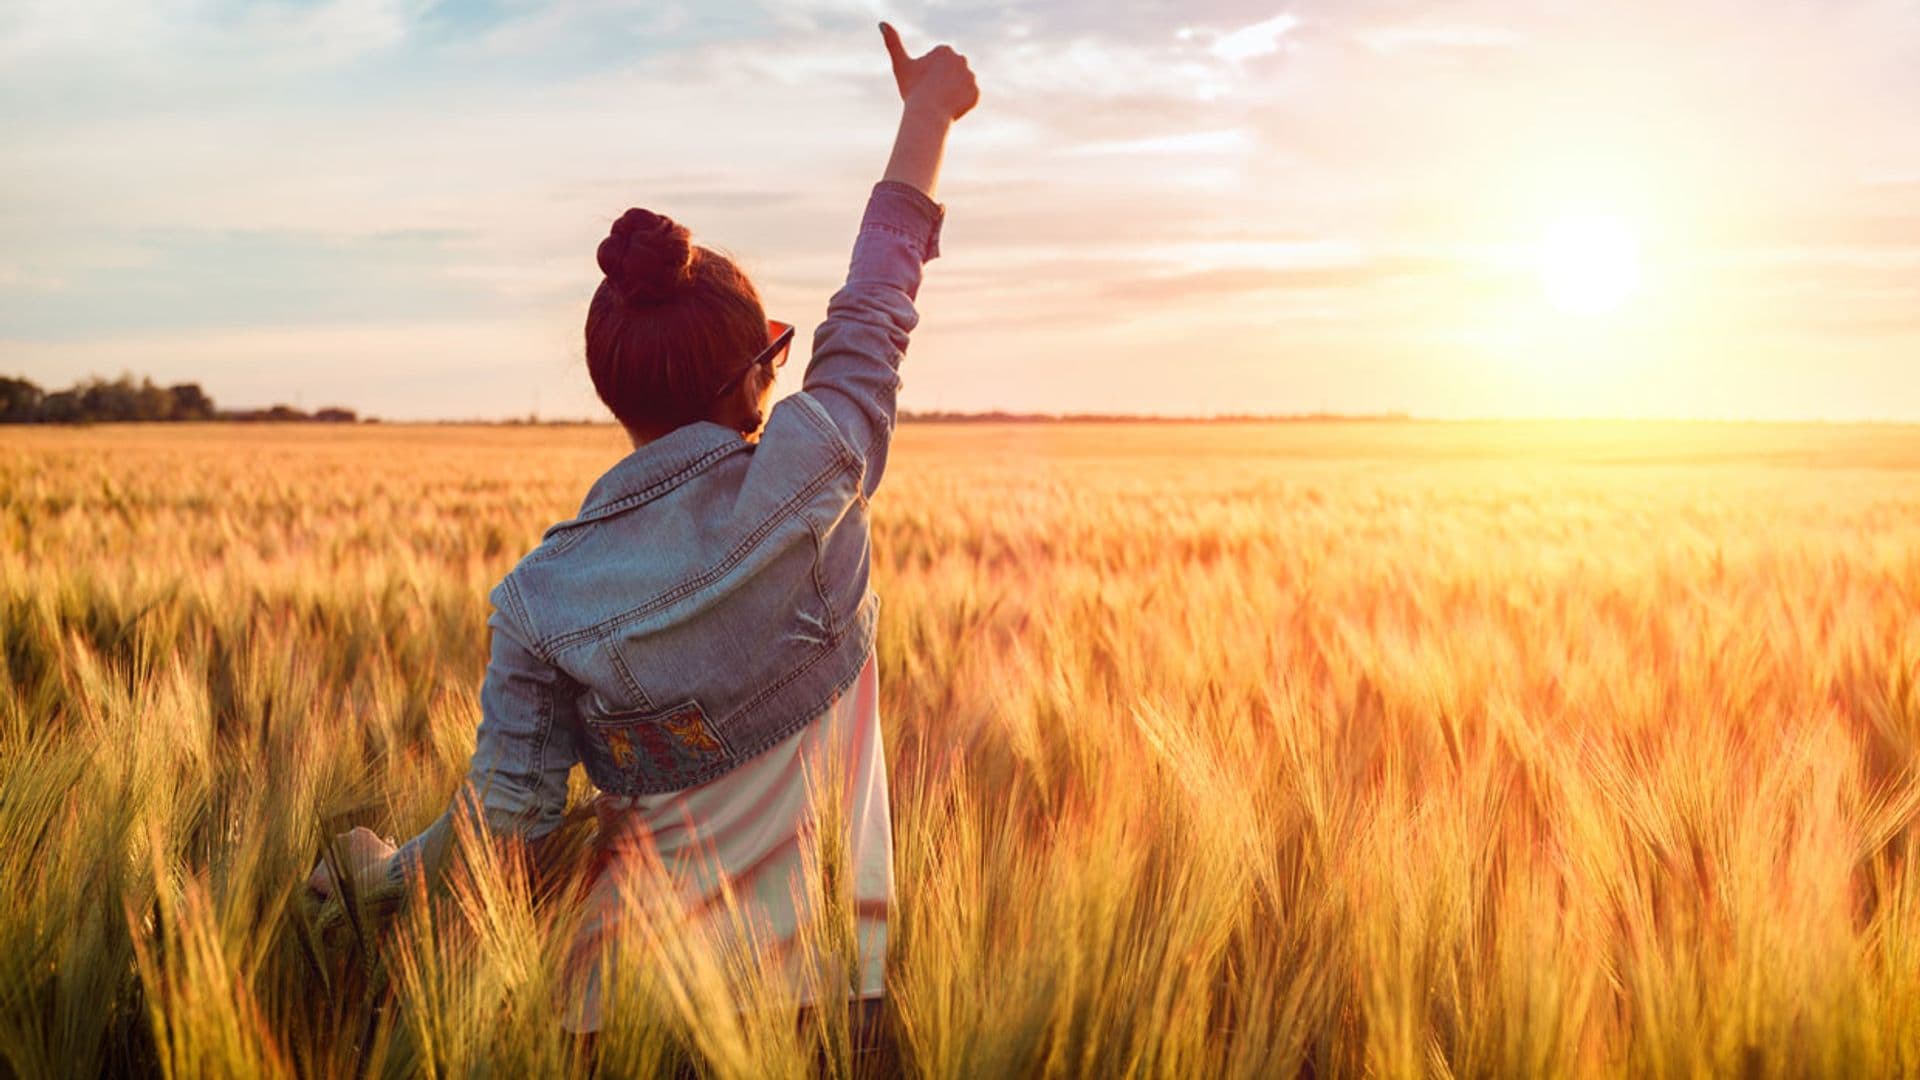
[2,419,1918,1077]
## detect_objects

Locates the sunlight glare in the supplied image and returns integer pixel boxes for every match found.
[1536,213,1642,316]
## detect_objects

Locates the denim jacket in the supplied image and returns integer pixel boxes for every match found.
[388,180,944,887]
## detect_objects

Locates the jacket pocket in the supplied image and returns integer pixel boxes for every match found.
[577,698,734,794]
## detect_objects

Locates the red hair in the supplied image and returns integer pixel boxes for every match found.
[586,208,765,433]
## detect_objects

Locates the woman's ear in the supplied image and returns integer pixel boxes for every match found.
[730,367,769,435]
[716,362,777,436]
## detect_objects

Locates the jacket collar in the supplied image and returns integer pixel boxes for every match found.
[558,421,748,531]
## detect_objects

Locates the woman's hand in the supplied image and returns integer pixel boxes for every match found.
[880,22,979,123]
[306,825,398,901]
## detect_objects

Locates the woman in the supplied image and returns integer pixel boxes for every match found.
[308,20,977,1052]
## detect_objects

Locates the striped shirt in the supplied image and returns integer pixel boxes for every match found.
[561,654,892,1033]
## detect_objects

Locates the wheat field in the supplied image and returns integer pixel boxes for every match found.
[3,420,1918,1078]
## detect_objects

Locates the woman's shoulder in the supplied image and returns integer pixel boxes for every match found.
[488,400,873,665]
[757,390,865,476]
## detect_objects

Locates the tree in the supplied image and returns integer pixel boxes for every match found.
[135,377,173,421]
[76,375,146,421]
[167,383,215,421]
[0,376,42,422]
[40,389,82,423]
[3,370,363,424]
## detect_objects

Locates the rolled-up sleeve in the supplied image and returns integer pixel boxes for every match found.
[800,179,945,499]
[387,577,581,892]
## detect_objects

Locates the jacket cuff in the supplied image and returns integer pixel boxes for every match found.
[864,180,945,261]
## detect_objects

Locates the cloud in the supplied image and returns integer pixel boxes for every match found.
[971,33,1240,104]
[0,228,498,340]
[0,0,431,86]
[1186,12,1300,63]
[1067,128,1256,156]
[437,0,696,62]
[233,0,421,66]
[1358,24,1522,54]
[1097,258,1450,303]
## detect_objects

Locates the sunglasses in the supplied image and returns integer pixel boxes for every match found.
[712,319,794,401]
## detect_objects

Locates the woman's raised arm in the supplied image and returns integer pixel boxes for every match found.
[797,24,977,498]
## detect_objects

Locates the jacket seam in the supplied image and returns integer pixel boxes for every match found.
[601,627,654,712]
[497,575,543,661]
[791,390,862,470]
[542,456,850,654]
[523,524,589,562]
[718,626,872,770]
[726,589,872,722]
[864,422,889,486]
[860,224,934,262]
[565,439,744,529]
[530,663,555,780]
[804,514,837,641]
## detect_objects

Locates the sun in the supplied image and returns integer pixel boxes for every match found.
[1535,212,1642,316]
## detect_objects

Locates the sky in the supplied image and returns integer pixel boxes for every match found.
[2,0,1916,421]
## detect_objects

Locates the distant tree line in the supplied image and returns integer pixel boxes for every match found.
[898,409,1413,423]
[0,373,362,424]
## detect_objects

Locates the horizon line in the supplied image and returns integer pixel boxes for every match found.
[219,411,1920,427]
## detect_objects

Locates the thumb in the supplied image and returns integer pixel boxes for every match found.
[879,21,911,78]
[307,859,336,898]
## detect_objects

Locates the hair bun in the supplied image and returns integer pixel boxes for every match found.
[598,208,693,306]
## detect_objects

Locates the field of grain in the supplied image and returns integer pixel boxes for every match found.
[3,420,1919,1078]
